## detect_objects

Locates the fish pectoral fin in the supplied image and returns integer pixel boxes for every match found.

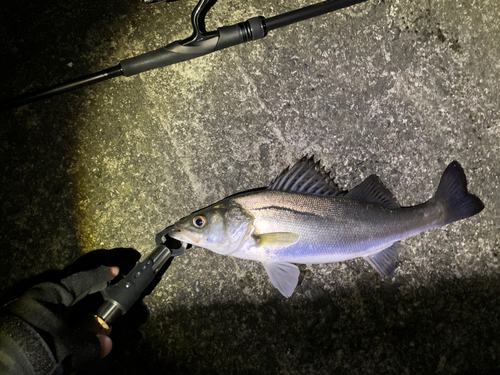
[364,242,402,277]
[253,232,299,247]
[263,262,300,298]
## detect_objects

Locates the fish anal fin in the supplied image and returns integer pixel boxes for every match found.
[345,175,400,210]
[253,232,299,247]
[364,242,402,277]
[263,262,300,297]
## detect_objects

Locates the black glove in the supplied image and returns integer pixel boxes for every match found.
[0,248,141,375]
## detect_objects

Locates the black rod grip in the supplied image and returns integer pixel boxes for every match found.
[120,39,218,77]
[120,17,266,77]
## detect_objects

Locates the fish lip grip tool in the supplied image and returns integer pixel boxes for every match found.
[96,225,187,327]
[155,225,188,257]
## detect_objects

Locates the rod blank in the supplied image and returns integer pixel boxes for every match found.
[0,66,123,111]
[265,0,368,32]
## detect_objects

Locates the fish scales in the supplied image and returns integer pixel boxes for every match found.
[233,190,443,264]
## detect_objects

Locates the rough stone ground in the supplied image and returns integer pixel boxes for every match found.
[0,0,499,374]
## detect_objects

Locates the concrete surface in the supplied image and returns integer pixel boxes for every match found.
[1,0,499,373]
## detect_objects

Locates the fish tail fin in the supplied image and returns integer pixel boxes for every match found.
[433,161,484,225]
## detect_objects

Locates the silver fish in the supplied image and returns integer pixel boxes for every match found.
[170,157,484,297]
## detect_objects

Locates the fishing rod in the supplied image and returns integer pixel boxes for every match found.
[0,0,369,111]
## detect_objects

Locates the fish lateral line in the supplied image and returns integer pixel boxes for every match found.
[251,204,325,217]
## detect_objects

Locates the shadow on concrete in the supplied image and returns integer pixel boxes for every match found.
[84,273,500,375]
[2,247,498,374]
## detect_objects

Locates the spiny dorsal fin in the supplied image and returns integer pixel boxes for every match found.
[345,175,400,209]
[268,156,345,197]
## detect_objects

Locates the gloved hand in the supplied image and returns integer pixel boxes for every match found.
[0,248,141,375]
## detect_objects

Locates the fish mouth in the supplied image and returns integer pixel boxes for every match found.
[169,226,201,245]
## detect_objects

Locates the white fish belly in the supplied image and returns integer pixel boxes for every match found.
[234,222,402,264]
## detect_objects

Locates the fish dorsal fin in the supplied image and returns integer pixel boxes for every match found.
[345,175,400,209]
[262,261,300,298]
[364,242,402,277]
[268,156,345,197]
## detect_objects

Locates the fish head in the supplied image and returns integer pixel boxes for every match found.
[170,200,254,255]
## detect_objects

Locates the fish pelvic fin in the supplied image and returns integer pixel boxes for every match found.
[364,242,402,277]
[263,262,300,298]
[253,232,299,247]
[433,161,484,225]
[345,175,400,210]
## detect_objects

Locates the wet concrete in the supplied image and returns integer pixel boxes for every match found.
[1,0,499,374]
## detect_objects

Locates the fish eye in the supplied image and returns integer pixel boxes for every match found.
[193,215,207,229]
